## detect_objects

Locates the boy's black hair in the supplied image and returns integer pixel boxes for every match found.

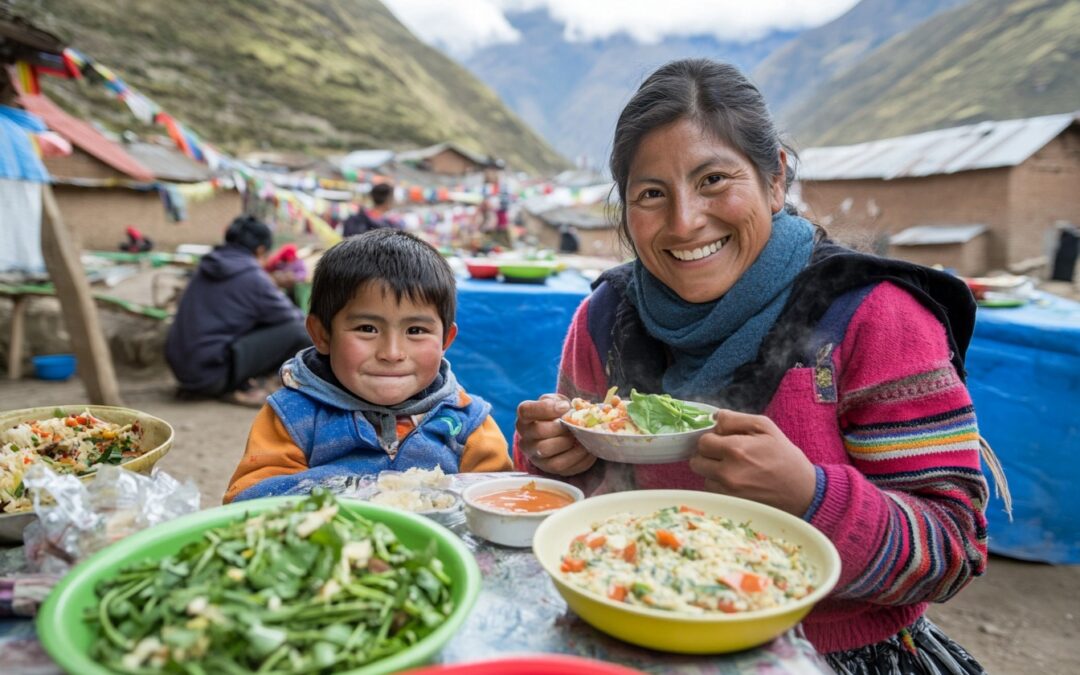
[370,183,394,206]
[309,229,456,333]
[224,214,273,253]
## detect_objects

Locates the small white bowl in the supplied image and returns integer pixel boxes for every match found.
[462,477,584,547]
[559,400,719,464]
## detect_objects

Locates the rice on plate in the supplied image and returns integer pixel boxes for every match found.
[560,505,817,614]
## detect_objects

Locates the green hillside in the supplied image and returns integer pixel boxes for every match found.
[786,0,1079,146]
[15,0,568,174]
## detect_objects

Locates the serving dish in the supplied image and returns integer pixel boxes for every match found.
[532,489,840,654]
[0,405,174,542]
[37,496,481,675]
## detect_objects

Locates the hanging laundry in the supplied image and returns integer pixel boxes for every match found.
[157,183,188,222]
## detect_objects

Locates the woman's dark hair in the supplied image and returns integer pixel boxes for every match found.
[609,58,799,252]
[309,229,456,333]
[224,215,273,254]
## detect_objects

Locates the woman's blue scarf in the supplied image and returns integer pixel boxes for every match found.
[627,210,816,399]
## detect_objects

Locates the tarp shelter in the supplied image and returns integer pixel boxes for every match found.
[0,104,48,273]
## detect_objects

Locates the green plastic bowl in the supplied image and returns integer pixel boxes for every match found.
[36,497,481,675]
[499,262,555,284]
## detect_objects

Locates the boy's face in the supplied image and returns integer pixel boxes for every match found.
[306,282,457,406]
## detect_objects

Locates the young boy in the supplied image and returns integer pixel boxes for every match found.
[225,230,511,503]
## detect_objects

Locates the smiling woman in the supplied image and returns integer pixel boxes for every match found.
[514,58,995,674]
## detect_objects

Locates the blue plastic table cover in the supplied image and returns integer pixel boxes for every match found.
[966,293,1080,563]
[451,274,1080,563]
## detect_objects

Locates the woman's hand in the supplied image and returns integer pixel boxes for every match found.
[688,410,818,516]
[515,394,597,476]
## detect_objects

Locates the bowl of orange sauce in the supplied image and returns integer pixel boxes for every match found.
[462,477,584,547]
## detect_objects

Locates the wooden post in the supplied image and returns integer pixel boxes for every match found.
[7,295,27,380]
[39,184,123,405]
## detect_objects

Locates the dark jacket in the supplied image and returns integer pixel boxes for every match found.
[341,209,390,237]
[166,243,303,392]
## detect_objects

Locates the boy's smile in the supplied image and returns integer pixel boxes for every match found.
[307,282,456,406]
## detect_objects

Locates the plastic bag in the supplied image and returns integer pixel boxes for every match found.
[21,463,200,575]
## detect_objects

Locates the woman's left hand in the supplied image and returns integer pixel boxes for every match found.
[688,409,818,516]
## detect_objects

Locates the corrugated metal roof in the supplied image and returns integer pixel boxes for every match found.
[125,142,212,182]
[340,149,394,171]
[890,224,987,246]
[799,112,1078,181]
[396,142,490,167]
[20,93,154,182]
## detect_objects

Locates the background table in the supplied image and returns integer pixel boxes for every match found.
[966,293,1080,563]
[450,273,593,437]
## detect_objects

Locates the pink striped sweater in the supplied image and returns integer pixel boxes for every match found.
[515,281,989,654]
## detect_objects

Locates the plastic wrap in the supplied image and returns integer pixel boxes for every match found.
[21,464,200,574]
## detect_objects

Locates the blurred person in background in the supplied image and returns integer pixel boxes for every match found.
[166,215,310,407]
[343,182,397,237]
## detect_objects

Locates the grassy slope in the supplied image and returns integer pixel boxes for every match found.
[23,0,568,174]
[787,0,1080,146]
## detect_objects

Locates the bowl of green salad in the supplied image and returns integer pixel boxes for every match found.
[559,388,718,464]
[37,490,480,675]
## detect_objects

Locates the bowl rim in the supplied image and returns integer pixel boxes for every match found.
[532,489,841,624]
[559,400,720,438]
[36,496,481,675]
[461,476,585,518]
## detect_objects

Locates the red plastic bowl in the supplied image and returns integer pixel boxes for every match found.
[403,655,644,675]
[465,260,500,279]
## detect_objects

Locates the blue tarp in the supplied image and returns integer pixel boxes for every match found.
[967,294,1080,563]
[449,272,591,441]
[0,105,50,183]
[450,274,1080,563]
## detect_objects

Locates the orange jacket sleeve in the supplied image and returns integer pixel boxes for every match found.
[459,414,512,473]
[223,404,308,504]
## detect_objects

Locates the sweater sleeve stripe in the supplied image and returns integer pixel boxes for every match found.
[837,406,988,603]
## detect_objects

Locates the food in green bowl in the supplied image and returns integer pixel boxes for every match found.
[37,491,480,674]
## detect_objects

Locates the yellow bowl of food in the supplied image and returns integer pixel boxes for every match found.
[532,489,840,654]
[0,405,174,541]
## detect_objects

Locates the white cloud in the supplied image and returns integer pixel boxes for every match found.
[381,0,523,58]
[382,0,861,56]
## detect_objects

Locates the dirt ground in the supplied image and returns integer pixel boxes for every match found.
[1,372,1078,673]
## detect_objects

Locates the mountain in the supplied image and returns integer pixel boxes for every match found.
[16,0,568,174]
[465,10,796,170]
[752,0,971,123]
[784,0,1080,146]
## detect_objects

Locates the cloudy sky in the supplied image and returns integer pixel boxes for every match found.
[382,0,862,57]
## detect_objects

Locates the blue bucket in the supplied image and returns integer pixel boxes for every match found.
[32,354,77,381]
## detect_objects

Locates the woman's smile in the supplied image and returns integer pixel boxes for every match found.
[667,235,732,262]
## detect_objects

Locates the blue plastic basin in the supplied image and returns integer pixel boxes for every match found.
[32,354,77,381]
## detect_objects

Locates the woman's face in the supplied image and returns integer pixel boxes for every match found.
[625,118,785,303]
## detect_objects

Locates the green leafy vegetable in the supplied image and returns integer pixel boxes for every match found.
[626,390,715,434]
[84,491,454,673]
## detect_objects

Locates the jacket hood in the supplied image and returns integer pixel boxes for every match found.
[199,243,260,280]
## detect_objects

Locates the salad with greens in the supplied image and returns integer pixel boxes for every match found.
[85,491,454,673]
[563,387,715,435]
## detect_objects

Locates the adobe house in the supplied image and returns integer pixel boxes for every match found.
[21,92,241,251]
[797,112,1080,274]
[396,142,494,176]
[522,204,621,259]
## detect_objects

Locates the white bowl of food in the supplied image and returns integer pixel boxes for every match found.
[371,487,463,527]
[559,389,719,464]
[462,476,583,547]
